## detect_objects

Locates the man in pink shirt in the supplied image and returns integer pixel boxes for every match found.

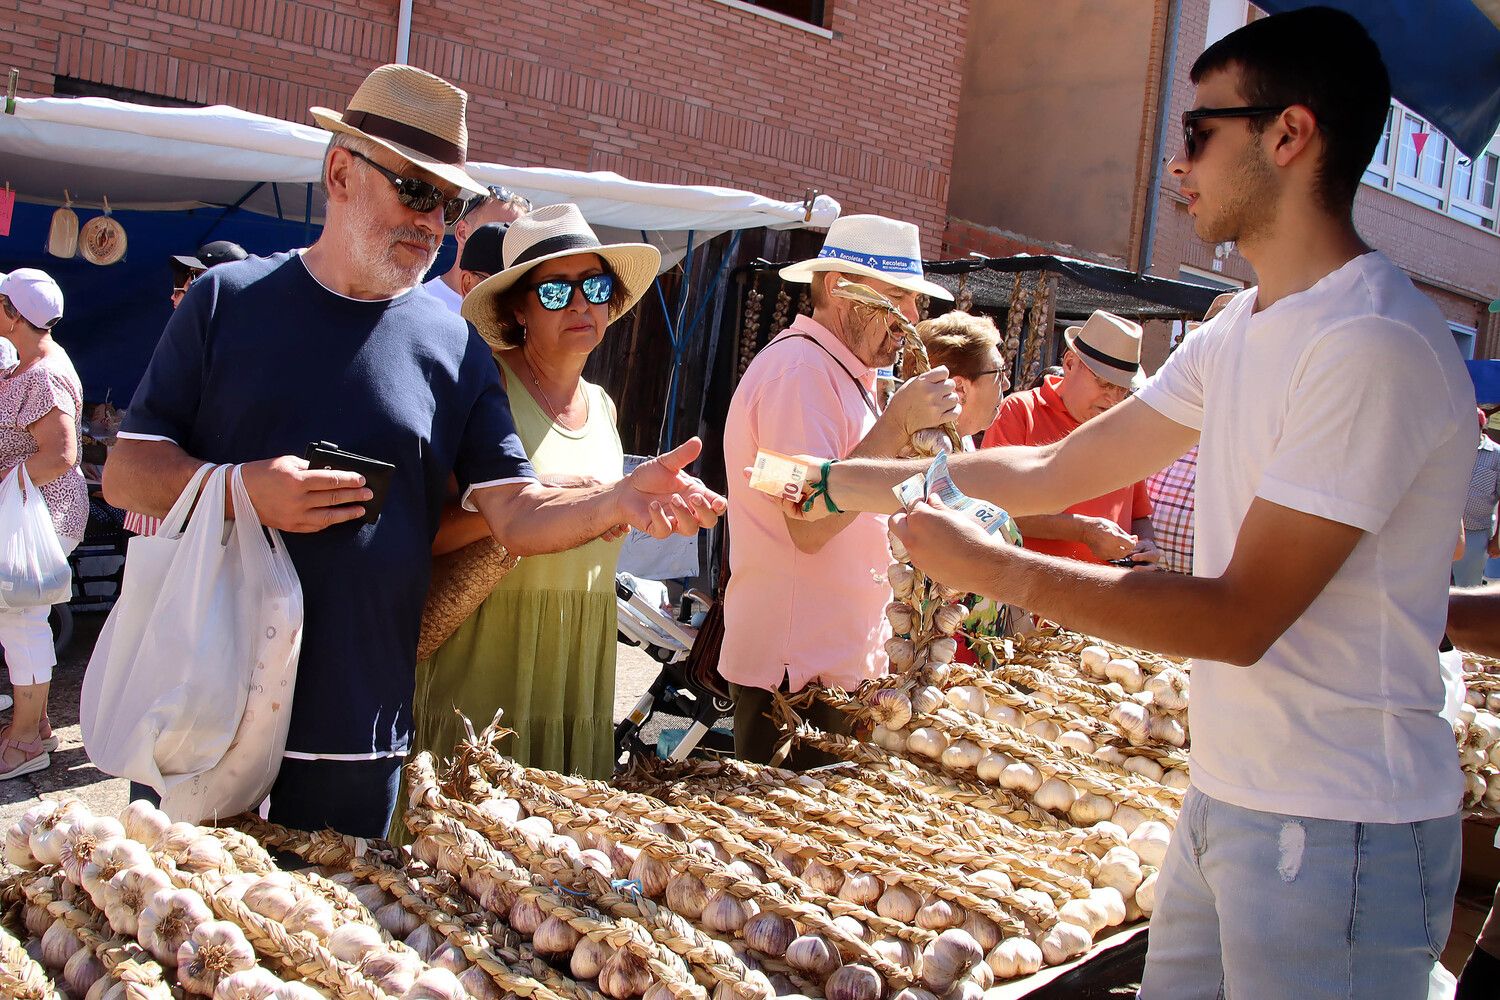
[720,214,960,765]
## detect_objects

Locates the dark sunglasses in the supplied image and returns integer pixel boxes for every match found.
[532,274,615,311]
[348,149,476,225]
[487,185,533,212]
[1181,105,1287,160]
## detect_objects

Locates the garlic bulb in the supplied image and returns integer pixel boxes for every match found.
[1148,715,1187,748]
[403,923,443,962]
[42,921,85,970]
[864,688,914,731]
[1090,887,1127,928]
[999,762,1043,795]
[1057,897,1108,937]
[30,801,85,867]
[911,685,947,716]
[891,990,938,1000]
[81,836,151,905]
[1144,668,1189,712]
[985,702,1023,727]
[277,982,328,1000]
[1039,922,1093,964]
[508,894,548,936]
[1024,718,1061,743]
[243,878,299,921]
[326,923,384,964]
[945,686,986,716]
[1066,793,1113,826]
[1079,646,1110,677]
[933,602,966,635]
[64,946,107,996]
[178,920,257,995]
[59,816,125,886]
[665,873,709,919]
[139,887,212,966]
[876,884,922,922]
[838,872,882,906]
[571,934,614,980]
[213,968,285,1000]
[885,637,917,671]
[1104,659,1145,693]
[925,637,959,665]
[1092,744,1126,766]
[1095,847,1144,896]
[629,851,672,899]
[940,739,983,771]
[1033,777,1077,814]
[1127,821,1172,867]
[1054,730,1095,756]
[960,912,1000,952]
[402,967,468,1000]
[870,725,906,752]
[533,916,583,957]
[976,752,1013,782]
[598,948,653,999]
[457,965,507,1000]
[282,896,336,939]
[1122,755,1164,783]
[5,801,59,870]
[1111,805,1147,835]
[887,564,916,601]
[376,900,422,938]
[119,801,172,849]
[1111,703,1151,744]
[802,859,845,896]
[361,950,425,995]
[785,935,840,978]
[430,942,469,974]
[701,890,755,933]
[907,727,949,760]
[743,912,796,957]
[826,964,882,1000]
[885,601,916,635]
[772,847,805,877]
[103,863,172,937]
[986,937,1043,979]
[515,815,555,839]
[1160,767,1191,791]
[916,897,962,930]
[919,929,982,992]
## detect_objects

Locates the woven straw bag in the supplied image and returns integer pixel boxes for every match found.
[415,537,519,661]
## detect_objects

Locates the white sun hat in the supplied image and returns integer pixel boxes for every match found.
[779,214,953,301]
[1062,310,1146,390]
[461,203,661,349]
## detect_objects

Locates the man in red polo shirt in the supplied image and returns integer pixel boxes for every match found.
[983,310,1158,565]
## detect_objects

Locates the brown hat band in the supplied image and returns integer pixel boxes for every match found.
[343,110,465,166]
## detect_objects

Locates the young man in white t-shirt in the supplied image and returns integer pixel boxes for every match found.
[783,9,1476,996]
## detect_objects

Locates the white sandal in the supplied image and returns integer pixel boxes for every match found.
[0,735,50,780]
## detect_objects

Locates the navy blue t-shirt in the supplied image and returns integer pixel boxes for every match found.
[121,252,536,755]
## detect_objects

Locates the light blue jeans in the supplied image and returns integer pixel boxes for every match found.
[1452,526,1492,587]
[1140,788,1460,999]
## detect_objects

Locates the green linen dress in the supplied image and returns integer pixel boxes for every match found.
[391,355,625,841]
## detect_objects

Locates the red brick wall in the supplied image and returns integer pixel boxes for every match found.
[0,0,970,252]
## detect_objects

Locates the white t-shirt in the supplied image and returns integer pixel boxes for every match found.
[1138,251,1474,823]
[422,274,463,314]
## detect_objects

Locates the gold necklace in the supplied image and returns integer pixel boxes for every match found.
[521,349,578,429]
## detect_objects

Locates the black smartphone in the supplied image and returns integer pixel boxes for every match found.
[303,441,395,526]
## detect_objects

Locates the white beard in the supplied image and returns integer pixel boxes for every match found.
[347,181,439,295]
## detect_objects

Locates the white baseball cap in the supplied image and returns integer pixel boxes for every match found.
[0,268,65,329]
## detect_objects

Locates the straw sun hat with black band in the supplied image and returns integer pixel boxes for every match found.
[461,203,661,350]
[310,63,487,197]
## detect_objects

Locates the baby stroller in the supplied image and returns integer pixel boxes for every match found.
[613,571,734,763]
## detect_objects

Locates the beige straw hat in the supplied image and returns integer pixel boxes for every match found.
[1062,310,1146,390]
[461,203,661,348]
[779,214,953,301]
[311,63,486,197]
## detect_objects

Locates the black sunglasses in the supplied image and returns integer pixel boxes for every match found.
[348,149,476,225]
[487,185,533,212]
[532,274,615,311]
[1181,105,1288,160]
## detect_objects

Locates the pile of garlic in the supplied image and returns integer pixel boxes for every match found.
[1456,673,1500,812]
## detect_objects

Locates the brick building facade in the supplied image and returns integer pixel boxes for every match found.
[0,0,969,250]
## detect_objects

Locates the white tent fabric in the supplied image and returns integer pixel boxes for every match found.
[0,96,840,268]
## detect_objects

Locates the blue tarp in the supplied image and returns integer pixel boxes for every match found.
[0,201,457,405]
[1256,2,1500,159]
[1470,359,1500,404]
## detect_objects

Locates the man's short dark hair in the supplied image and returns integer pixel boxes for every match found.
[1191,7,1390,212]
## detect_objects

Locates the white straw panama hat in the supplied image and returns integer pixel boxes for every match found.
[310,63,487,197]
[1063,310,1146,390]
[779,214,953,301]
[461,203,662,345]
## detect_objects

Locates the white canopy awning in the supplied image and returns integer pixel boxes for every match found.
[0,96,840,267]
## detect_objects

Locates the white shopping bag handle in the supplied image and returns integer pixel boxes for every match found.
[157,463,223,539]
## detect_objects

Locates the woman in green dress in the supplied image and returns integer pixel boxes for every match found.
[392,205,661,839]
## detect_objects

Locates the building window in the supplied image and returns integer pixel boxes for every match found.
[1363,98,1498,233]
[1451,322,1477,360]
[52,76,196,108]
[1178,265,1244,291]
[741,1,826,26]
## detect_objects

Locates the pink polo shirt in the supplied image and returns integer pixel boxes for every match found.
[720,315,892,693]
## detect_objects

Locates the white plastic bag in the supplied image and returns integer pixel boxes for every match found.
[0,465,72,609]
[81,464,303,822]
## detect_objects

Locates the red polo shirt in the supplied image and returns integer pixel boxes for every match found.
[982,374,1152,563]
